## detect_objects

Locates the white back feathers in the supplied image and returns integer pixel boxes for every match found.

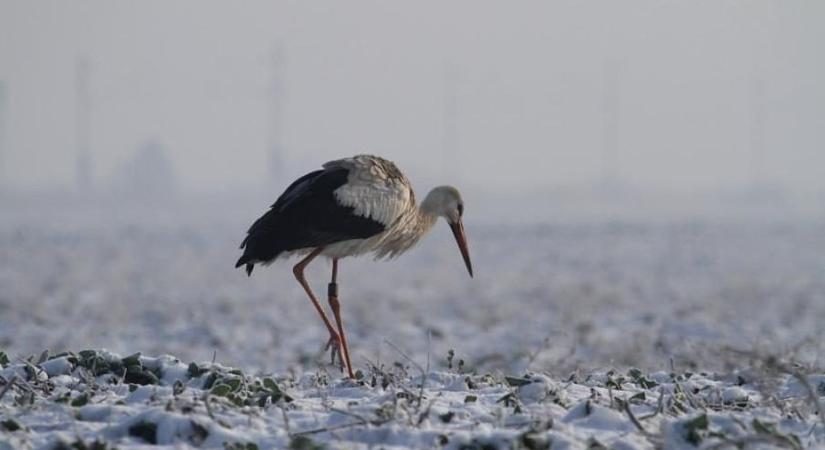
[326,155,414,227]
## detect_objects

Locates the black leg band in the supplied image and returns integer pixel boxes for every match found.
[328,282,338,297]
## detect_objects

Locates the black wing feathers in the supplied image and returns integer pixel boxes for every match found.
[236,167,385,275]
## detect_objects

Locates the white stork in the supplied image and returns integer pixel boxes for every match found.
[236,154,473,379]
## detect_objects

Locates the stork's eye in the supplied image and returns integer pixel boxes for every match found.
[457,203,464,217]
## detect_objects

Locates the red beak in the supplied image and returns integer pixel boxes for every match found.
[449,219,473,278]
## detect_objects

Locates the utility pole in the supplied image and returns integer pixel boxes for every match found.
[749,72,766,189]
[0,81,7,193]
[75,56,93,193]
[601,60,620,187]
[442,61,460,183]
[267,44,286,184]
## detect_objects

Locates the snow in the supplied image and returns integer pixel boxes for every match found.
[1,199,825,448]
[3,351,822,448]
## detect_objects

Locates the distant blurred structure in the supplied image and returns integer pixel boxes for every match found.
[75,56,93,193]
[115,139,178,200]
[441,62,461,183]
[599,60,623,192]
[267,44,287,185]
[0,81,7,193]
[740,68,787,204]
[749,72,768,190]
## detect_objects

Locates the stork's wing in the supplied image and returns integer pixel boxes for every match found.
[236,167,386,271]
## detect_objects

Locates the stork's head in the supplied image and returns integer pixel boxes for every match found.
[422,186,473,278]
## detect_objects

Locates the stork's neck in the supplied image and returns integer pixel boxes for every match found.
[414,203,439,234]
[417,192,442,231]
[398,194,438,248]
[372,189,440,259]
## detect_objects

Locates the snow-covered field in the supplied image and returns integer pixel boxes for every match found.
[2,197,825,448]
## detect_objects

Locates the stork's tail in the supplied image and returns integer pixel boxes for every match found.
[236,236,255,276]
[236,232,286,277]
[234,255,255,276]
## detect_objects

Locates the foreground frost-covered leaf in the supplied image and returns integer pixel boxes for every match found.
[1,349,824,449]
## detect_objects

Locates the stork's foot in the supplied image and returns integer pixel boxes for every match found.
[321,332,346,372]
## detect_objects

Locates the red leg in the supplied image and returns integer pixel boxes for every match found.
[328,258,355,379]
[293,247,343,367]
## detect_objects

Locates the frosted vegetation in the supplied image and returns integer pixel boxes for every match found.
[1,199,824,448]
[1,348,824,449]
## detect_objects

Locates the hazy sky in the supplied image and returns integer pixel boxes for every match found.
[0,1,823,194]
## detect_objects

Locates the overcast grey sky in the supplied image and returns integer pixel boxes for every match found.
[0,1,823,194]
